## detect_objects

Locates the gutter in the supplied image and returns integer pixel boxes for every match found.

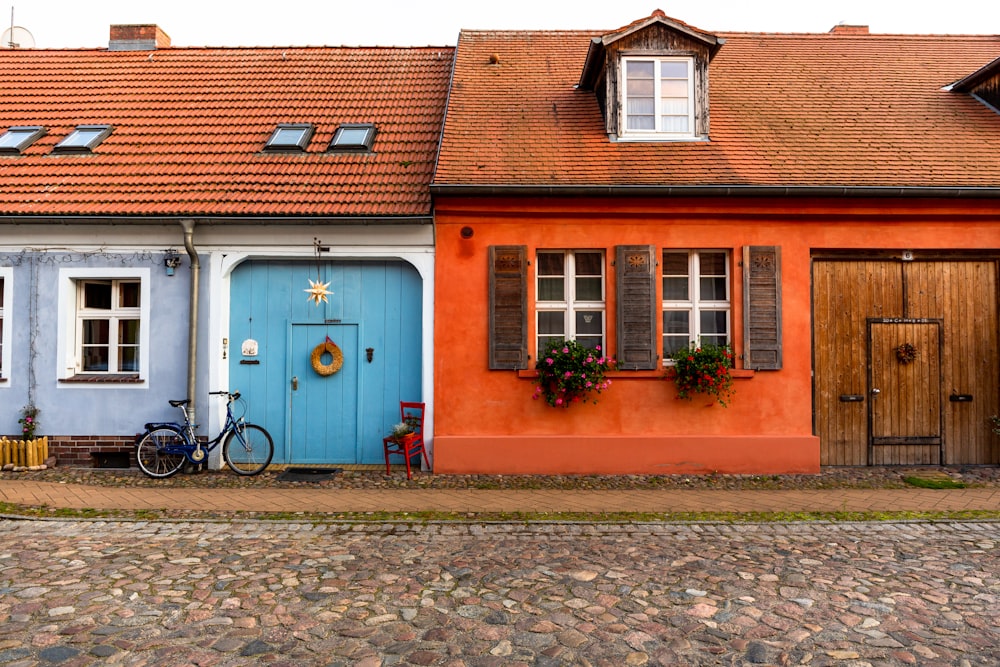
[429,184,1000,199]
[180,219,199,433]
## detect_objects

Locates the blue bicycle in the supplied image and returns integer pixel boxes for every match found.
[135,391,274,478]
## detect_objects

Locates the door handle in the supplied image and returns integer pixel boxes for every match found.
[870,387,880,397]
[291,376,298,391]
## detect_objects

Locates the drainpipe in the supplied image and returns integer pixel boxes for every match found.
[180,219,199,428]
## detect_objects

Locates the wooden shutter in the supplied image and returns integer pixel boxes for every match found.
[488,245,528,370]
[616,245,658,370]
[742,245,782,370]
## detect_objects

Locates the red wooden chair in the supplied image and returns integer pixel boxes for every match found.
[382,401,429,479]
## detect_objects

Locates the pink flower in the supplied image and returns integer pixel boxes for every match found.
[585,356,593,363]
[546,357,554,365]
[555,398,563,405]
[564,371,573,378]
[585,381,593,388]
[595,345,601,351]
[562,347,569,354]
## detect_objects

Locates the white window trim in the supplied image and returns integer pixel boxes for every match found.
[0,267,11,380]
[619,55,696,142]
[536,250,606,352]
[662,250,731,363]
[57,267,150,385]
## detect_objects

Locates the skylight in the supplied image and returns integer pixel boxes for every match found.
[329,123,376,152]
[0,126,46,154]
[264,123,314,152]
[53,125,113,153]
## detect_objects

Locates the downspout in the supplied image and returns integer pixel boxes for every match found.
[180,219,200,430]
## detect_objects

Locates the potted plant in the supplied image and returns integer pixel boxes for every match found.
[533,339,618,408]
[390,421,414,441]
[669,343,735,406]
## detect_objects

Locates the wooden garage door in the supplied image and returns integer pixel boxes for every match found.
[814,259,999,466]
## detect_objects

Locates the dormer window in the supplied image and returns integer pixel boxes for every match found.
[623,56,694,137]
[577,11,721,143]
[53,125,113,153]
[264,123,314,152]
[0,126,46,154]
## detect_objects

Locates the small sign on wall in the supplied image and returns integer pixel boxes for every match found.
[241,339,259,357]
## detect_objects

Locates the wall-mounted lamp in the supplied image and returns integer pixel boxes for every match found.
[164,250,182,276]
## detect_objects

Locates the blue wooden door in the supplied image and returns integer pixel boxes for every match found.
[290,324,359,463]
[229,259,422,465]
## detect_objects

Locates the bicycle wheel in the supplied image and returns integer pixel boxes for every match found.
[222,423,274,475]
[135,426,187,478]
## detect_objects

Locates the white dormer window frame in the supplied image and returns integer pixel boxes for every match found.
[619,55,696,141]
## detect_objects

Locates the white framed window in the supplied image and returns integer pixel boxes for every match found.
[0,268,11,379]
[662,250,730,359]
[536,250,605,352]
[621,56,695,139]
[57,268,150,383]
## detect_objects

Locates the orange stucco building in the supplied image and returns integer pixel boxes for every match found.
[430,13,1000,474]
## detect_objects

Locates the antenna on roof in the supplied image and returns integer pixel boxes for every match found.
[2,7,34,49]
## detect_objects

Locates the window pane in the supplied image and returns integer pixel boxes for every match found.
[627,60,655,78]
[662,277,686,300]
[577,336,602,351]
[661,61,688,78]
[627,114,656,131]
[661,116,689,133]
[537,253,563,276]
[661,80,688,97]
[119,319,140,345]
[660,98,689,115]
[700,252,727,275]
[700,310,728,335]
[662,252,689,275]
[538,278,564,301]
[273,127,307,145]
[83,319,109,344]
[663,336,689,358]
[575,311,602,336]
[83,283,111,309]
[663,310,690,334]
[575,252,602,276]
[82,346,109,371]
[119,346,139,372]
[575,277,602,301]
[119,282,140,308]
[700,277,727,301]
[538,311,564,335]
[335,127,370,146]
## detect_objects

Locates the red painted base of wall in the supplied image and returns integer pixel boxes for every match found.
[432,435,821,475]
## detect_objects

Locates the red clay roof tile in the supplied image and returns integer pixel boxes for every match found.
[435,27,1000,188]
[0,46,453,217]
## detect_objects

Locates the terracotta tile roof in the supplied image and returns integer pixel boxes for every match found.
[0,46,454,217]
[435,27,1000,188]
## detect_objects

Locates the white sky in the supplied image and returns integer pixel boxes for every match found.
[7,1,1000,49]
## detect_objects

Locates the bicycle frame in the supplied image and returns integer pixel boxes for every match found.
[141,394,245,465]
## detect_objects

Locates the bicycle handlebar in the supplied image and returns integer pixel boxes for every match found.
[209,390,241,401]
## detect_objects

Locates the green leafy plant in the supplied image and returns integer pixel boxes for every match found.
[18,405,39,441]
[533,339,619,408]
[670,343,735,406]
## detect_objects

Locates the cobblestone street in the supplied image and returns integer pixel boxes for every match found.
[0,520,998,666]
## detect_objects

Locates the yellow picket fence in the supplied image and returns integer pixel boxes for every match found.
[0,436,48,467]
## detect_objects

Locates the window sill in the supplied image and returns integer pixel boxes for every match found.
[60,374,143,384]
[517,368,755,380]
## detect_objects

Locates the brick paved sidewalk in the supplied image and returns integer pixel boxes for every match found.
[2,479,999,514]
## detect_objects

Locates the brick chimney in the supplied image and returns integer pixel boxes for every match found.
[109,24,171,51]
[829,23,870,35]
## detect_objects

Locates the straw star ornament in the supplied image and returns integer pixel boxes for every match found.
[305,279,332,305]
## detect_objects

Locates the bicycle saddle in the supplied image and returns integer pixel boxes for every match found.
[169,399,190,408]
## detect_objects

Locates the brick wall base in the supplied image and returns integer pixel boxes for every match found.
[43,435,137,468]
